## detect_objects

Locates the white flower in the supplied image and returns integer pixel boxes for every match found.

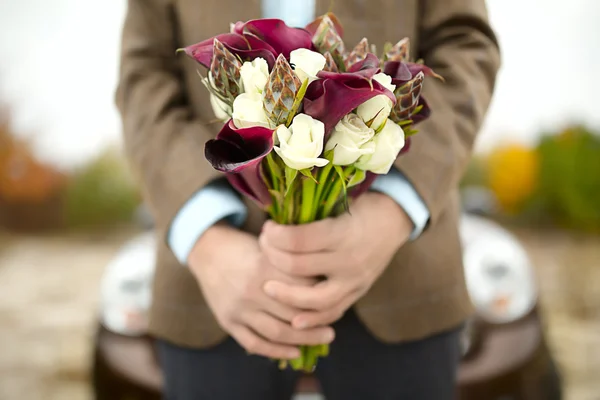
[274,114,329,170]
[325,114,376,165]
[240,57,270,95]
[355,118,405,174]
[356,73,396,131]
[373,72,396,92]
[231,93,270,128]
[209,94,232,121]
[202,75,232,121]
[290,48,327,83]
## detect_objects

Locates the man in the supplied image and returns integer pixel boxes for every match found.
[116,0,500,399]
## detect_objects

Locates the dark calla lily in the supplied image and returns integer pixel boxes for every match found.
[183,19,313,70]
[241,19,315,58]
[406,62,443,81]
[383,61,412,84]
[384,60,442,85]
[182,33,249,68]
[317,53,380,81]
[303,74,396,135]
[410,97,431,125]
[384,61,434,125]
[205,121,274,206]
[230,21,245,34]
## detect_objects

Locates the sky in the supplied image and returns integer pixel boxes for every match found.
[1,0,599,170]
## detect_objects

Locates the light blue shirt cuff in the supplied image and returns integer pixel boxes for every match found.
[168,180,248,265]
[370,168,430,241]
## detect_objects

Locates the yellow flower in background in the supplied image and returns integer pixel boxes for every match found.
[487,144,539,213]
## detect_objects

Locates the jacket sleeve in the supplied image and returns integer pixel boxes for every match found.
[395,0,501,228]
[116,0,225,233]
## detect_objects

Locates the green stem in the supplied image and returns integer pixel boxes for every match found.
[299,176,316,224]
[321,178,343,219]
[312,163,333,220]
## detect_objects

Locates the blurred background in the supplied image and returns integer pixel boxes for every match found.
[0,0,599,399]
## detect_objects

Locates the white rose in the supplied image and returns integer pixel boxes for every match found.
[290,48,327,83]
[240,57,270,95]
[231,93,270,128]
[373,72,396,92]
[274,114,329,170]
[325,114,376,165]
[356,73,396,131]
[355,118,405,174]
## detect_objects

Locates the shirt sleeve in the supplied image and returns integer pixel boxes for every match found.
[167,179,248,265]
[370,168,430,241]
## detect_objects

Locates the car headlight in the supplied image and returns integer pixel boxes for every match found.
[460,215,537,324]
[100,232,157,336]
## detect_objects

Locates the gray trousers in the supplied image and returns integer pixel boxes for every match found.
[157,309,462,400]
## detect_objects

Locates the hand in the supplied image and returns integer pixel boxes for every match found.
[259,192,413,330]
[188,222,335,360]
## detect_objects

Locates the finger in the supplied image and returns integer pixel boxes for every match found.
[259,235,336,276]
[264,279,346,311]
[292,293,358,329]
[262,295,298,323]
[230,325,300,360]
[261,218,349,253]
[245,312,335,346]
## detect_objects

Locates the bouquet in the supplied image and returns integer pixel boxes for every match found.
[180,12,439,372]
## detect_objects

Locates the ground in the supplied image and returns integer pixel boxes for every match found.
[0,224,599,400]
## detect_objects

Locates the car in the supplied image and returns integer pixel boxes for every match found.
[91,212,563,400]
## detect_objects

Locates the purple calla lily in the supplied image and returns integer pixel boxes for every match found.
[304,61,396,135]
[241,19,315,58]
[303,79,395,135]
[384,60,434,125]
[205,121,274,207]
[317,53,380,81]
[383,61,413,84]
[410,97,431,125]
[183,19,313,70]
[384,60,442,85]
[182,33,249,68]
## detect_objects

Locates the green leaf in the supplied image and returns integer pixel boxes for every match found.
[374,116,388,133]
[300,168,318,183]
[285,167,298,196]
[382,42,393,60]
[286,78,310,126]
[334,165,349,212]
[404,128,419,137]
[303,346,317,373]
[397,119,413,127]
[265,153,282,180]
[289,354,304,371]
[323,149,335,161]
[268,189,284,204]
[365,108,383,129]
[347,169,366,188]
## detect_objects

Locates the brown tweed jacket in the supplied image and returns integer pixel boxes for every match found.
[116,0,501,348]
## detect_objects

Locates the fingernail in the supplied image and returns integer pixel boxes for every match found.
[264,282,276,297]
[295,319,308,329]
[324,329,335,342]
[263,220,274,232]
